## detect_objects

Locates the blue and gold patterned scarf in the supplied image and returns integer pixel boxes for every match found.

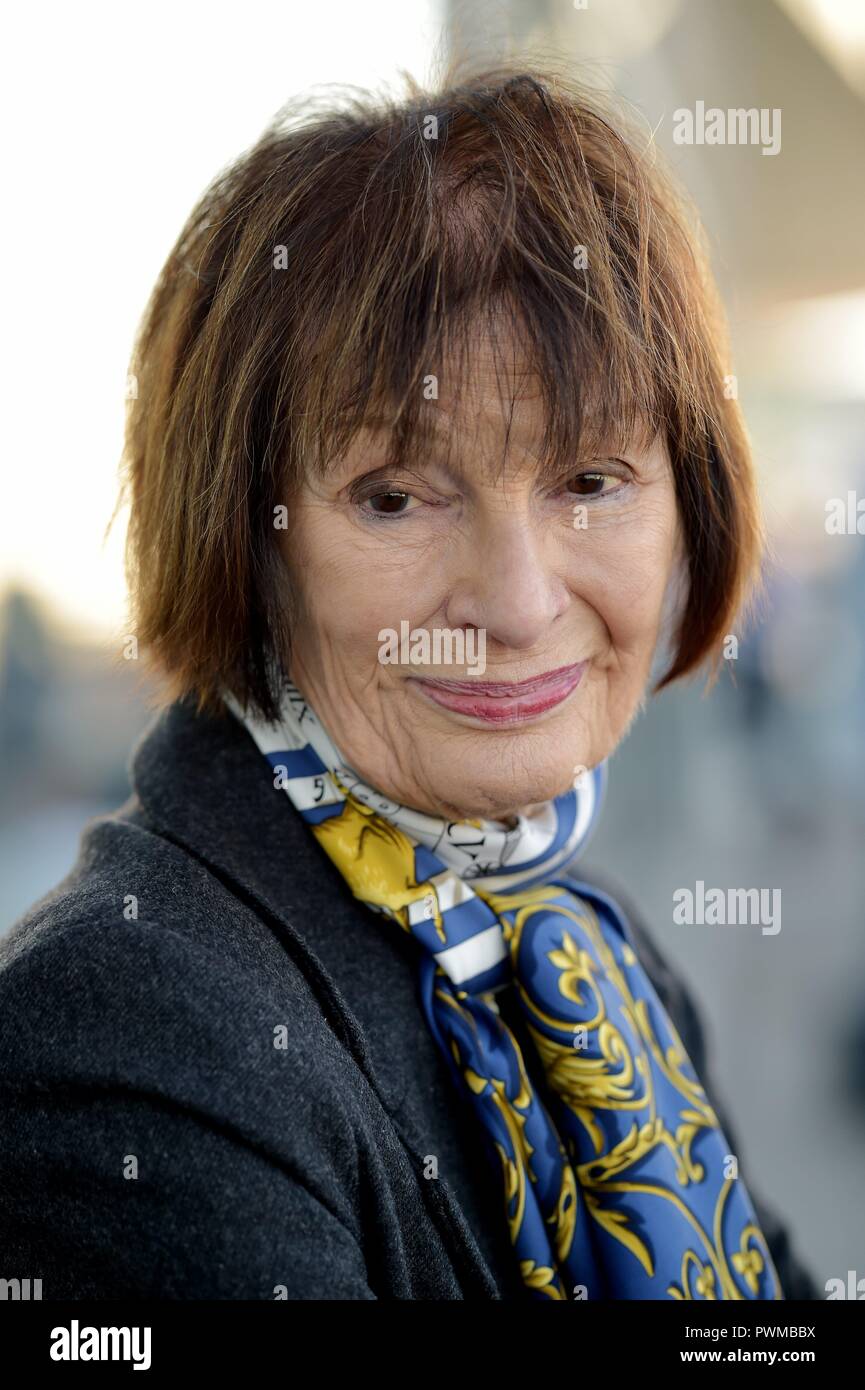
[225,682,782,1302]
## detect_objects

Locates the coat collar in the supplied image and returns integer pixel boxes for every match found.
[127,693,427,1102]
[129,693,333,918]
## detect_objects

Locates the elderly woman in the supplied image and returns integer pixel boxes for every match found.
[0,69,815,1301]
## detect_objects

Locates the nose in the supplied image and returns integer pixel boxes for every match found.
[444,513,570,650]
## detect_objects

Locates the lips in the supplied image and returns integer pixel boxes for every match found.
[409,662,587,725]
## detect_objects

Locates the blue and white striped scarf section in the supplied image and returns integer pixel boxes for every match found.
[224,681,606,995]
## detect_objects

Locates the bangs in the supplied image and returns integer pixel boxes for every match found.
[282,73,678,488]
[308,295,660,486]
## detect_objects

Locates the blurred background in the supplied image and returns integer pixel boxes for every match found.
[2,0,863,1293]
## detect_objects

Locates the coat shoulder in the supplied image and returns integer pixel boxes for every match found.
[0,805,353,1112]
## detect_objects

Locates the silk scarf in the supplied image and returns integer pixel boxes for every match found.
[224,682,782,1301]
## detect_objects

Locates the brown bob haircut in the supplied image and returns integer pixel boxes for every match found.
[121,65,762,725]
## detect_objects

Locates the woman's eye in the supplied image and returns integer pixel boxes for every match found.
[566,471,623,498]
[363,490,415,516]
[350,479,432,520]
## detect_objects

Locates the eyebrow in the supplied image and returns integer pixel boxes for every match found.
[323,412,459,480]
[334,454,457,493]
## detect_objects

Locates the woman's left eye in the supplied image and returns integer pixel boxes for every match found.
[565,471,626,498]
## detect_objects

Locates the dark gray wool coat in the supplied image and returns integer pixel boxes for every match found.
[0,695,818,1300]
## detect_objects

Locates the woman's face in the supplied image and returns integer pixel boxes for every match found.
[280,338,682,821]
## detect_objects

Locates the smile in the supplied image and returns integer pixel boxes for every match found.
[408,662,588,726]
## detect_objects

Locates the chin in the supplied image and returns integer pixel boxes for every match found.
[427,756,580,822]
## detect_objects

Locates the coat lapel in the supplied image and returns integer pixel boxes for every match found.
[127,694,503,1298]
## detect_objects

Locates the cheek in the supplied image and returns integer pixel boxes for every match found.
[286,507,439,656]
[575,509,678,661]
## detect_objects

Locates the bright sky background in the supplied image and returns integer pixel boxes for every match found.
[1,0,444,642]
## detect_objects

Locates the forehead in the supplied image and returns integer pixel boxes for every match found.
[323,318,659,481]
